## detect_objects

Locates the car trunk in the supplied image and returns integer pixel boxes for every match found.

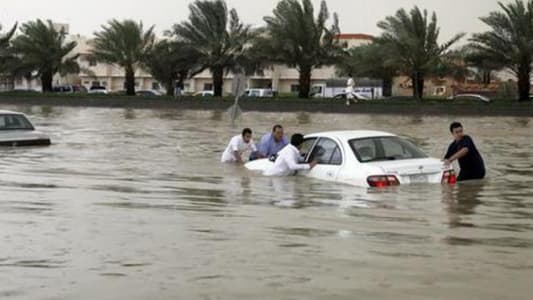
[367,158,445,184]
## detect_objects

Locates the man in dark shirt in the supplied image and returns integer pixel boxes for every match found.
[444,122,486,181]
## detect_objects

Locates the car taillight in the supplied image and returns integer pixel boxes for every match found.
[442,170,457,184]
[367,175,400,188]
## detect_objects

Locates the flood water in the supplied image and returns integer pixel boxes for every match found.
[0,106,532,300]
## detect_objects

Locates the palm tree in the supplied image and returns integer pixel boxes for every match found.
[254,0,345,98]
[92,20,155,96]
[144,40,200,96]
[171,0,253,97]
[10,20,79,92]
[0,23,17,81]
[0,23,17,58]
[377,6,465,99]
[337,42,396,97]
[470,0,533,101]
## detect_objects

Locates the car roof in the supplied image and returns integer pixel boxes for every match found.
[306,130,396,141]
[0,110,23,115]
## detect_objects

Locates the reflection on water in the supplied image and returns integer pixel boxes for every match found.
[0,106,532,300]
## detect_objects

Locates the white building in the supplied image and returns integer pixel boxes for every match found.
[9,30,374,94]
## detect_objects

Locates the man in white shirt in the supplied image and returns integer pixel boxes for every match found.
[221,128,259,164]
[346,73,357,106]
[264,134,317,176]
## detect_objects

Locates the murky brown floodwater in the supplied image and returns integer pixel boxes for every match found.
[0,105,532,300]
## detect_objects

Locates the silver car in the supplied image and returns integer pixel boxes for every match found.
[0,111,51,146]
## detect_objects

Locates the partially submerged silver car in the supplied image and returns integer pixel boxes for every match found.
[0,110,51,147]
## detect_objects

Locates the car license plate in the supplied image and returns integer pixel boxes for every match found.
[410,174,428,183]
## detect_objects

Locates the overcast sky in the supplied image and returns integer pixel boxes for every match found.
[0,0,511,41]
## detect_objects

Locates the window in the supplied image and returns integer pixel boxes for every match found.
[310,138,342,165]
[0,114,34,130]
[204,83,213,91]
[290,84,300,93]
[83,81,90,85]
[349,137,428,163]
[89,59,97,67]
[135,81,140,87]
[152,82,160,90]
[101,81,107,87]
[300,138,317,160]
[91,81,100,87]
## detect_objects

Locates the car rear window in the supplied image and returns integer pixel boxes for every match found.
[349,136,427,163]
[0,114,34,130]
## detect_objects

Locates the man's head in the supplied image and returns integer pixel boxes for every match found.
[290,133,305,149]
[272,124,284,142]
[348,73,353,78]
[450,122,464,141]
[242,128,253,143]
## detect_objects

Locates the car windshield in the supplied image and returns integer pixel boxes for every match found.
[0,114,34,131]
[349,136,427,163]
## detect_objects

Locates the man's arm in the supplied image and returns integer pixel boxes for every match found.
[444,148,469,166]
[233,151,244,163]
[444,136,474,165]
[286,155,317,171]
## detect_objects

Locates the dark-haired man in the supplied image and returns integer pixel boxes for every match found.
[221,128,258,164]
[253,124,289,160]
[264,133,317,176]
[444,122,486,181]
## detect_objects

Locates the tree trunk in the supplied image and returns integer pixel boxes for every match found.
[482,70,491,86]
[41,71,53,93]
[125,66,135,96]
[212,67,224,97]
[517,62,531,102]
[383,76,393,97]
[411,71,425,100]
[165,80,175,97]
[298,66,312,99]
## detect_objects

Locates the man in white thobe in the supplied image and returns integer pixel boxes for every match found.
[346,73,356,106]
[221,128,258,164]
[264,134,317,176]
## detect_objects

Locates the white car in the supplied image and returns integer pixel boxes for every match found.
[447,94,491,103]
[246,131,456,188]
[136,89,163,96]
[88,86,108,94]
[0,110,51,146]
[334,91,372,100]
[194,91,214,97]
[244,88,274,98]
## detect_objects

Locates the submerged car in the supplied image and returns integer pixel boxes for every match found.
[0,111,51,147]
[246,131,456,188]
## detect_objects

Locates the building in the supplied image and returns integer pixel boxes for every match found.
[10,31,375,95]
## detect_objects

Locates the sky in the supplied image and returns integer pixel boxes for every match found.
[0,0,512,41]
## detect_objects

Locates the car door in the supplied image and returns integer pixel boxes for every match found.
[304,138,343,181]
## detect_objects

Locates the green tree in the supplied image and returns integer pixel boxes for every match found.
[470,0,533,101]
[144,40,200,96]
[377,6,464,99]
[254,0,345,98]
[337,42,396,97]
[0,23,17,81]
[171,0,253,97]
[92,20,155,96]
[10,20,79,92]
[0,23,17,59]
